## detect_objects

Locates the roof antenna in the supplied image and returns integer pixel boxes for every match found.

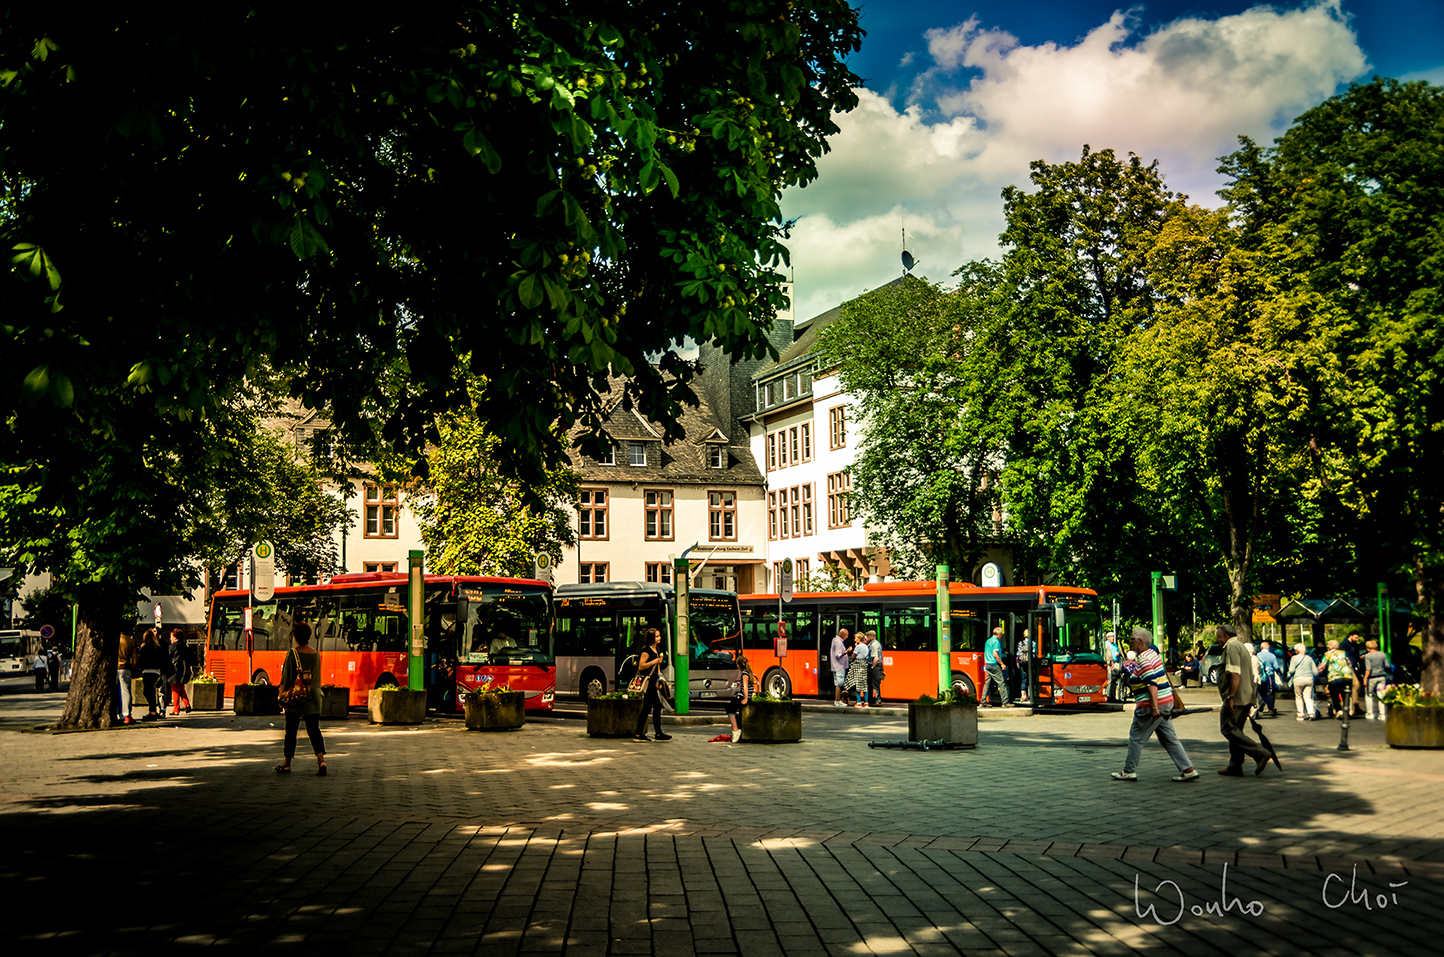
[901,219,919,275]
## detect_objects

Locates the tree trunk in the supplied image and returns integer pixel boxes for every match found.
[1416,558,1443,696]
[58,602,119,729]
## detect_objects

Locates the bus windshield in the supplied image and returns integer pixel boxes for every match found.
[687,592,742,661]
[459,587,552,665]
[1049,593,1103,660]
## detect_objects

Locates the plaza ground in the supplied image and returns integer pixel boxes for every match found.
[1,678,1439,956]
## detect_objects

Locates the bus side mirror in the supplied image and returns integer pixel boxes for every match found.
[1054,606,1066,629]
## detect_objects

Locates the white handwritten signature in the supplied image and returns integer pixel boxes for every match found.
[1134,862,1408,925]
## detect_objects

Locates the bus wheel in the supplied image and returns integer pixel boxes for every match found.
[763,668,792,699]
[580,669,607,702]
[950,674,976,699]
[375,673,399,689]
[250,669,271,685]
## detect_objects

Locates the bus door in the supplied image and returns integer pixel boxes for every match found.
[817,607,855,696]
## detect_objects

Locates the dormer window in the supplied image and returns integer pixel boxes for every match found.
[600,444,616,465]
[708,445,725,469]
[629,443,647,466]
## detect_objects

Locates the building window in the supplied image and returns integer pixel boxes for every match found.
[779,495,790,538]
[766,380,780,406]
[709,490,737,541]
[629,443,647,467]
[645,562,674,584]
[785,375,797,400]
[788,427,799,466]
[708,444,725,469]
[599,444,616,466]
[827,472,851,527]
[802,484,814,536]
[767,433,777,471]
[768,491,778,540]
[364,484,399,538]
[790,486,801,537]
[796,558,810,583]
[645,489,674,540]
[829,405,847,449]
[799,370,812,395]
[801,423,812,462]
[579,489,608,539]
[363,562,398,573]
[579,562,609,584]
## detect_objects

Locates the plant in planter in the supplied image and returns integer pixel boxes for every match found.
[320,684,350,720]
[587,690,645,737]
[464,684,525,731]
[186,673,224,712]
[233,682,281,716]
[367,685,427,725]
[738,693,802,743]
[908,688,979,748]
[1382,684,1444,749]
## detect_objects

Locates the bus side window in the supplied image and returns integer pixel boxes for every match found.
[954,620,985,653]
[884,608,934,652]
[788,609,817,650]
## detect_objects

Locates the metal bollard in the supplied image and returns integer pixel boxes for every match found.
[1338,687,1350,751]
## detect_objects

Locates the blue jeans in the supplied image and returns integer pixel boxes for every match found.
[117,669,133,718]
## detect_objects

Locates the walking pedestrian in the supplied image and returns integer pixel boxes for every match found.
[31,649,47,693]
[1256,640,1280,717]
[137,628,166,719]
[1215,624,1275,776]
[46,647,61,691]
[1320,639,1355,719]
[1110,627,1198,782]
[116,631,136,725]
[867,631,884,706]
[1343,631,1367,716]
[1286,642,1317,721]
[632,628,671,742]
[846,632,870,706]
[1362,639,1391,720]
[829,627,851,708]
[276,621,327,775]
[1016,629,1033,704]
[981,627,1010,707]
[724,657,756,742]
[168,629,192,714]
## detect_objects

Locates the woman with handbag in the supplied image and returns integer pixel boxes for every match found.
[632,628,672,742]
[276,621,327,775]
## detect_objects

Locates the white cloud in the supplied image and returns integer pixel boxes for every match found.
[781,1,1367,320]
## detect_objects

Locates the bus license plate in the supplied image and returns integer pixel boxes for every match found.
[699,691,716,698]
[1078,696,1092,702]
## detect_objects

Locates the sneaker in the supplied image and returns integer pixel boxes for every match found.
[731,729,741,742]
[1218,766,1245,777]
[1172,770,1200,782]
[1110,771,1138,781]
[833,700,845,708]
[632,734,650,742]
[654,733,672,741]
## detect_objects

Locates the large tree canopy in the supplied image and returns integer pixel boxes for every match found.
[0,4,864,726]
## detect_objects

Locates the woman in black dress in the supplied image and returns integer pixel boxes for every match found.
[632,628,672,742]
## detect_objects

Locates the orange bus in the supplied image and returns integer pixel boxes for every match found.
[738,581,1107,707]
[205,573,555,711]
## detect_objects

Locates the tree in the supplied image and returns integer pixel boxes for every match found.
[414,410,579,578]
[1,5,863,726]
[1222,79,1444,691]
[815,273,1005,579]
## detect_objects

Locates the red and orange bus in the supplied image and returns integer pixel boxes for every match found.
[205,573,555,711]
[739,581,1107,707]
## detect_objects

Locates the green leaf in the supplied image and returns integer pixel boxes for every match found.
[517,274,543,308]
[658,162,679,199]
[22,365,49,395]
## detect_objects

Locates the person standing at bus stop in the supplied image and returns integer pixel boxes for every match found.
[168,629,193,714]
[31,649,47,693]
[982,627,1009,707]
[276,621,327,774]
[632,628,671,742]
[830,627,851,708]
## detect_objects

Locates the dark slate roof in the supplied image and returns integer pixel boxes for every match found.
[759,275,915,380]
[568,377,764,487]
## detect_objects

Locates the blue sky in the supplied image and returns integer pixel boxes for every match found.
[780,0,1444,319]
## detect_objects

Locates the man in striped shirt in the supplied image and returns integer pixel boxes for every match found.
[1111,627,1199,782]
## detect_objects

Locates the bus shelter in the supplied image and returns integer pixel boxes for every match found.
[1274,598,1368,650]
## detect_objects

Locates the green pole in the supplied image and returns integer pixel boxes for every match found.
[1150,571,1165,660]
[408,549,424,691]
[1378,582,1391,656]
[673,557,690,715]
[936,565,951,694]
[70,601,79,654]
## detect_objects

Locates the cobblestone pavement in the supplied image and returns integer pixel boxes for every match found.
[1,679,1439,955]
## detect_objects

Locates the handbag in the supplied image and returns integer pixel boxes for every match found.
[627,673,648,694]
[278,650,312,709]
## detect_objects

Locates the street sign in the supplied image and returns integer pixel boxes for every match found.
[251,541,275,602]
[981,562,1001,587]
[39,624,54,640]
[153,602,162,624]
[780,558,793,602]
[533,552,553,582]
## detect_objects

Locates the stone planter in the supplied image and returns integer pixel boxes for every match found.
[321,686,350,720]
[908,702,978,748]
[739,700,802,743]
[1385,705,1444,749]
[187,682,224,711]
[465,692,526,731]
[586,697,645,738]
[233,684,280,716]
[131,677,151,709]
[368,688,427,725]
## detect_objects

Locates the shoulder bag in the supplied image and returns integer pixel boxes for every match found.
[278,649,312,709]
